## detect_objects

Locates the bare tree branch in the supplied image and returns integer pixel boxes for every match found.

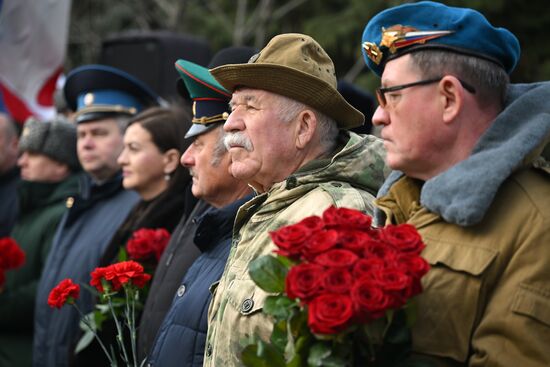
[205,0,233,33]
[273,0,309,20]
[233,0,248,45]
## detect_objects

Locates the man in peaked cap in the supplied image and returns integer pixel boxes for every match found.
[33,65,160,367]
[137,47,255,363]
[203,33,389,366]
[362,2,550,365]
[0,116,81,367]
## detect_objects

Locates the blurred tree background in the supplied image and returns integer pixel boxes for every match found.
[67,0,550,94]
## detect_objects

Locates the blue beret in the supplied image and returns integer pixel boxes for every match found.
[362,1,520,77]
[64,64,161,123]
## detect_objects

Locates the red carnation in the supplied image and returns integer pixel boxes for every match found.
[91,261,151,293]
[285,263,324,301]
[48,279,80,309]
[0,237,25,270]
[90,266,109,293]
[126,228,170,262]
[322,206,372,230]
[314,249,359,268]
[308,293,354,334]
[381,224,425,255]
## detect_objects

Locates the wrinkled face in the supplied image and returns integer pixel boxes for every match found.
[223,88,296,189]
[117,123,168,199]
[77,118,124,182]
[371,55,442,177]
[17,152,66,182]
[180,127,234,207]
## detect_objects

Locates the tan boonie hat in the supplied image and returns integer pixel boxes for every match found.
[210,33,364,129]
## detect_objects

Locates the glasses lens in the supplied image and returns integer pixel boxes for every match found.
[375,88,386,108]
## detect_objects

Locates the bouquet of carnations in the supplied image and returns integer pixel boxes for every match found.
[242,206,430,367]
[48,228,170,366]
[0,237,25,291]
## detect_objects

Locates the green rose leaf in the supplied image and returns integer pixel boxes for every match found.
[264,294,296,319]
[307,342,332,366]
[249,255,288,293]
[75,329,96,354]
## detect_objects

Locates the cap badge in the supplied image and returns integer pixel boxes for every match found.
[83,93,94,106]
[363,25,454,64]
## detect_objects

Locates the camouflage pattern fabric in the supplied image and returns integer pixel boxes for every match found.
[203,131,389,366]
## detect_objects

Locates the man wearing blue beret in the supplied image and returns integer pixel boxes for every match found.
[33,65,160,367]
[362,1,550,366]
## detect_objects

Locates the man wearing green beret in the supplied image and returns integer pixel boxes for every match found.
[203,33,389,366]
[362,1,550,366]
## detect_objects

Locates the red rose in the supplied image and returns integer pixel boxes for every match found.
[352,258,386,279]
[322,206,372,230]
[351,278,392,321]
[322,267,353,294]
[398,255,430,297]
[314,249,359,268]
[363,239,394,260]
[285,263,324,301]
[381,224,425,255]
[48,279,80,309]
[271,223,311,259]
[307,293,354,334]
[0,237,25,269]
[301,229,339,260]
[298,215,325,233]
[337,229,371,255]
[373,268,412,308]
[126,228,170,262]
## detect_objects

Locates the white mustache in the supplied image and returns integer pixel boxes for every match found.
[224,132,253,152]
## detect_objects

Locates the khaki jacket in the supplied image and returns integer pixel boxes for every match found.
[375,82,550,367]
[204,132,388,366]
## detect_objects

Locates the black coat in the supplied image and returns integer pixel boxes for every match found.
[137,196,210,360]
[33,174,140,367]
[146,195,252,367]
[70,180,193,367]
[0,167,19,237]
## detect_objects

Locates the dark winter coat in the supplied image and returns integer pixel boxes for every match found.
[0,167,20,237]
[0,174,80,367]
[70,179,191,367]
[32,173,139,367]
[146,195,252,367]
[137,194,210,361]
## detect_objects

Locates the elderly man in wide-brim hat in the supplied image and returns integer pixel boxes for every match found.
[203,33,389,366]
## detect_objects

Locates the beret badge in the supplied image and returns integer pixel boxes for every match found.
[363,25,453,65]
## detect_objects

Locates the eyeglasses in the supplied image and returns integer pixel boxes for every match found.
[376,77,476,108]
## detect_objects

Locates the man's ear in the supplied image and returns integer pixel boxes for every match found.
[163,148,181,174]
[439,76,464,124]
[295,110,317,149]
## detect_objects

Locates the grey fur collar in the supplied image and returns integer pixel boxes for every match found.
[376,82,550,226]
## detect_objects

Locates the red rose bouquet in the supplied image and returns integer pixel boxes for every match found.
[242,206,430,367]
[48,260,151,367]
[0,237,25,290]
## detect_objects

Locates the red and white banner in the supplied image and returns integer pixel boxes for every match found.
[0,0,71,123]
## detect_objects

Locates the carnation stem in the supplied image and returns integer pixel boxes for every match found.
[107,295,131,365]
[125,287,139,367]
[72,303,117,366]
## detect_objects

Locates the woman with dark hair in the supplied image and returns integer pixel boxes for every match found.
[71,105,196,366]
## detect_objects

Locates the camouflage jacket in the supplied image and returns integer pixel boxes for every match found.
[204,132,388,366]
